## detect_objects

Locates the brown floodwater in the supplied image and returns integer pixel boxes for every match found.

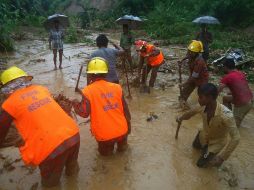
[0,35,254,190]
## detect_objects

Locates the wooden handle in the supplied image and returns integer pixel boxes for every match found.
[122,57,132,99]
[175,122,181,139]
[75,65,83,92]
[178,61,183,97]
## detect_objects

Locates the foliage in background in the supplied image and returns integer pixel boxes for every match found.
[0,0,71,51]
[1,0,254,52]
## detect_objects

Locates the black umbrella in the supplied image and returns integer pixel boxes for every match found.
[116,15,143,29]
[192,16,220,25]
[44,14,70,30]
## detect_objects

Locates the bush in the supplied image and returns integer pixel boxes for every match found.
[65,26,78,43]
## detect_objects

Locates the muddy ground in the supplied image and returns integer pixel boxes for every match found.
[0,31,254,190]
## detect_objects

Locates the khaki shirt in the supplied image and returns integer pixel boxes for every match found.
[190,102,240,160]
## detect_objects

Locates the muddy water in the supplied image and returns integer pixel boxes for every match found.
[0,36,254,190]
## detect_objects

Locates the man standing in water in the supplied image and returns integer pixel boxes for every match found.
[218,58,253,127]
[136,40,165,92]
[196,24,213,61]
[49,20,64,70]
[90,34,125,84]
[177,83,240,168]
[179,40,209,104]
[72,57,131,156]
[0,66,80,187]
[120,24,135,73]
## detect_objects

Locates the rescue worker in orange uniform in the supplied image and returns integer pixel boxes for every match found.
[73,57,131,156]
[0,67,80,187]
[179,40,209,104]
[136,40,165,91]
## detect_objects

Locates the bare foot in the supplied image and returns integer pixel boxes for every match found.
[59,65,63,69]
[54,66,57,70]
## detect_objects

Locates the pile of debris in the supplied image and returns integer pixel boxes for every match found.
[53,93,73,117]
[0,126,24,148]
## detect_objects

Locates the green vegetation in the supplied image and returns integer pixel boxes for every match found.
[1,0,254,52]
[0,0,72,51]
[0,0,253,81]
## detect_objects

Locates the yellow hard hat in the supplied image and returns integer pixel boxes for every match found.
[188,40,204,53]
[87,57,109,74]
[0,66,33,86]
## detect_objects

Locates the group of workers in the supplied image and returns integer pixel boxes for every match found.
[0,22,253,188]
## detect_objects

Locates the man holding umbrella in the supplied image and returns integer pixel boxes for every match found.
[120,24,135,73]
[45,14,69,70]
[49,20,64,70]
[196,24,213,61]
[193,16,220,61]
[116,15,143,73]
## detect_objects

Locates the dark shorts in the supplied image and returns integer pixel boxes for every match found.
[181,82,196,101]
[39,142,80,187]
[97,135,128,156]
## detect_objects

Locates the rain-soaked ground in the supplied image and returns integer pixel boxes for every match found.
[0,31,254,190]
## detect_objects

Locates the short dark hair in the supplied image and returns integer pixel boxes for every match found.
[223,58,235,70]
[198,83,218,100]
[96,34,108,48]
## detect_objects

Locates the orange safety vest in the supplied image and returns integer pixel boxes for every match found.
[2,85,79,165]
[141,44,164,66]
[82,80,128,141]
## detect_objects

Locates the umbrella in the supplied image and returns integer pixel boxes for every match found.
[44,14,70,31]
[116,15,143,29]
[192,16,220,25]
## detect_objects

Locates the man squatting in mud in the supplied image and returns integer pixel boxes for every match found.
[177,83,240,167]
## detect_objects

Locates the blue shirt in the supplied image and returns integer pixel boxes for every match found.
[91,48,120,82]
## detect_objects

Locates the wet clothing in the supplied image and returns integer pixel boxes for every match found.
[140,44,164,67]
[141,64,161,87]
[123,49,133,71]
[81,80,129,141]
[0,111,13,145]
[196,31,212,61]
[189,56,209,86]
[49,29,64,50]
[91,48,121,83]
[39,141,80,187]
[187,102,240,160]
[120,32,134,50]
[139,44,164,87]
[221,70,253,106]
[98,135,128,156]
[181,82,196,102]
[1,77,32,95]
[192,134,216,168]
[233,99,253,127]
[181,56,208,101]
[1,85,79,165]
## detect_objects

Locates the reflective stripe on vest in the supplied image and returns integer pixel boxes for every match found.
[141,44,164,66]
[82,80,128,141]
[2,85,79,165]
